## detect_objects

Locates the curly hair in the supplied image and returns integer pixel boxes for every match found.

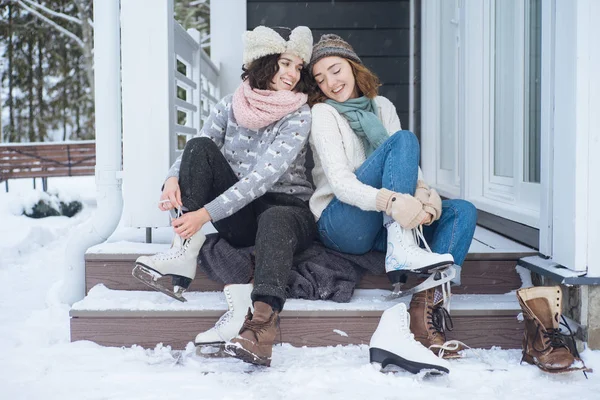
[308,59,381,106]
[240,54,312,94]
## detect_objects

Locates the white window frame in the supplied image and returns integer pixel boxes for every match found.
[422,0,544,230]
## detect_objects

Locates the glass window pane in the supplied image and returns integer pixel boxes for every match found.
[524,0,541,183]
[439,0,457,171]
[493,1,516,179]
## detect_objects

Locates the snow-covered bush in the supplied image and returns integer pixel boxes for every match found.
[23,192,82,219]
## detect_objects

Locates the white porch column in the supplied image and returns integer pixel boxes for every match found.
[211,0,245,96]
[121,0,175,228]
[583,0,600,277]
[552,0,600,274]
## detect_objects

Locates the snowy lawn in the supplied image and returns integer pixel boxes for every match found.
[0,176,598,400]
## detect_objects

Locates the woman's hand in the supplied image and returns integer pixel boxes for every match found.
[159,177,182,211]
[172,208,212,239]
[421,214,433,225]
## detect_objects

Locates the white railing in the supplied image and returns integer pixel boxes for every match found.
[121,0,219,229]
[172,23,220,160]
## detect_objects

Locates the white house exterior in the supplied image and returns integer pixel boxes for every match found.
[418,0,600,347]
[90,0,600,346]
[421,0,600,280]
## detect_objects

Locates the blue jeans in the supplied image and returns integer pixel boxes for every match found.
[317,131,477,281]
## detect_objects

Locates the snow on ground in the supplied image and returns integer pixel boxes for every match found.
[0,176,599,400]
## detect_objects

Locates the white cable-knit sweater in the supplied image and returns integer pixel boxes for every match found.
[309,96,421,220]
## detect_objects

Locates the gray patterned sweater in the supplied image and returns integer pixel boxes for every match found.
[167,94,313,222]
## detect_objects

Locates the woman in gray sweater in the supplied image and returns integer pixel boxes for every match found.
[133,26,316,367]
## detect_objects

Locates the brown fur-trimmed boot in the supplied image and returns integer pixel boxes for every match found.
[409,288,466,359]
[225,301,279,367]
[517,286,590,374]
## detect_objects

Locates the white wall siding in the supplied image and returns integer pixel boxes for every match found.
[211,0,246,96]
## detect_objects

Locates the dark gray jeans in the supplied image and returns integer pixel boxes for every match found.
[178,137,317,311]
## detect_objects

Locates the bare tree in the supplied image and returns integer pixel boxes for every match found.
[14,0,94,99]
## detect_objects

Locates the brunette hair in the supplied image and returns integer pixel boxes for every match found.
[308,59,381,106]
[241,54,312,93]
[240,27,311,93]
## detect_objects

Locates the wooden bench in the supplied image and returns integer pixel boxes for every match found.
[0,141,96,191]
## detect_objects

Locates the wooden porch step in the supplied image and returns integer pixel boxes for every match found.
[85,250,529,295]
[70,287,523,350]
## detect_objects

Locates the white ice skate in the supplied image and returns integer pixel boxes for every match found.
[132,230,206,302]
[195,283,253,357]
[384,222,455,300]
[370,302,450,375]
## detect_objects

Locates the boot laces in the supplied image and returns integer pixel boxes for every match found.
[526,313,589,378]
[242,311,279,337]
[427,303,471,358]
[533,313,575,354]
[428,303,454,337]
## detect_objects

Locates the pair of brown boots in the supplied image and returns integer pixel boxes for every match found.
[224,301,279,367]
[410,285,591,373]
[517,286,590,374]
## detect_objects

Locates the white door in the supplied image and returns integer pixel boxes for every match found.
[422,0,543,230]
[478,0,542,228]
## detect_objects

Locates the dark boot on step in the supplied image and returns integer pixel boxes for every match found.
[225,301,279,367]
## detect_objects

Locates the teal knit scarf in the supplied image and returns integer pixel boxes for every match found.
[325,96,389,157]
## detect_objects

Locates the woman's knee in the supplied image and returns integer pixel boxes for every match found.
[388,130,420,153]
[185,136,219,155]
[444,199,477,227]
[258,206,314,242]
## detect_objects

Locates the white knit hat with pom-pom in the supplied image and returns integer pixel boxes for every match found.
[243,26,313,65]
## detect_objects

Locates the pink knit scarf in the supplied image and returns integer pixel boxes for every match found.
[232,80,308,130]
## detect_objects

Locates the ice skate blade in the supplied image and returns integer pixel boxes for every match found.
[384,266,457,301]
[224,342,271,367]
[369,347,449,375]
[195,343,229,358]
[132,264,188,302]
[412,261,455,275]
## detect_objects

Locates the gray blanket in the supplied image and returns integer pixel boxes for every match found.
[197,234,385,303]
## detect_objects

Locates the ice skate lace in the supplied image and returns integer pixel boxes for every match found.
[390,226,431,257]
[215,311,233,327]
[151,238,190,261]
[215,292,235,328]
[151,207,191,261]
[412,226,432,253]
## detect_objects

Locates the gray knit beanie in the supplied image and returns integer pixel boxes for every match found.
[308,34,362,75]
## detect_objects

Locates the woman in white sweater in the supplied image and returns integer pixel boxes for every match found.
[307,34,477,359]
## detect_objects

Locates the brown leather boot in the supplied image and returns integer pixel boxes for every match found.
[409,288,465,359]
[517,286,589,373]
[225,301,279,367]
